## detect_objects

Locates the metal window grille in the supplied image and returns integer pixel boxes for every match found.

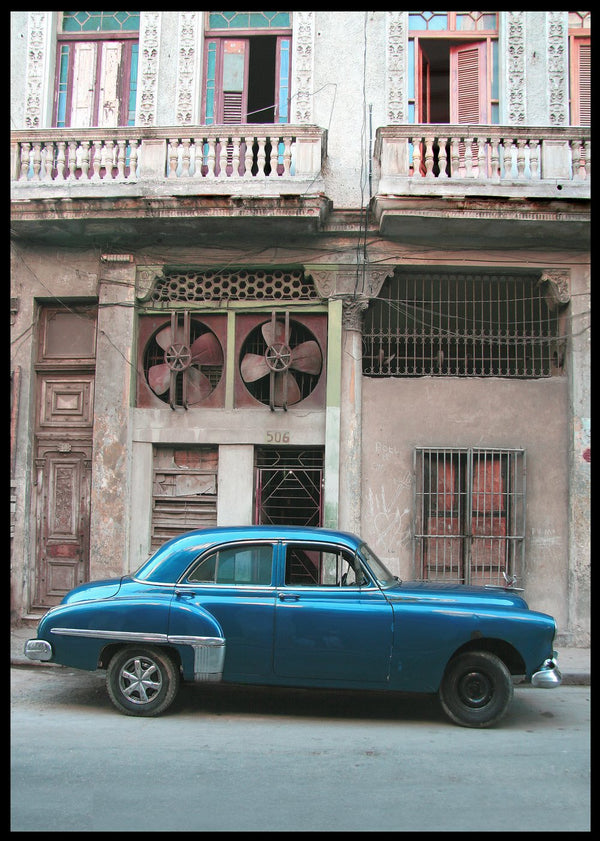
[255,447,323,526]
[151,269,319,303]
[413,447,526,586]
[362,272,566,378]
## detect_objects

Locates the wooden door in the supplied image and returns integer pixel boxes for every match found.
[32,443,92,609]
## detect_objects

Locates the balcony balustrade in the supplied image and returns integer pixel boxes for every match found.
[10,124,327,198]
[376,125,590,199]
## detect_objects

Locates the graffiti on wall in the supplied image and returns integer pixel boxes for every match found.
[366,441,413,563]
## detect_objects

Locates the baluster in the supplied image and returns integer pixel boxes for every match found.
[167,139,178,177]
[283,137,292,176]
[529,140,539,180]
[515,139,526,179]
[217,137,227,176]
[181,138,191,176]
[116,139,126,179]
[55,141,66,181]
[477,137,487,178]
[582,140,590,181]
[19,142,31,181]
[490,137,500,181]
[106,139,116,179]
[424,135,434,177]
[243,138,253,177]
[31,142,42,180]
[411,138,422,178]
[42,142,54,181]
[256,136,266,175]
[450,137,460,178]
[231,136,241,177]
[206,137,216,177]
[464,137,473,178]
[437,137,448,178]
[128,140,139,180]
[78,140,90,180]
[91,140,102,180]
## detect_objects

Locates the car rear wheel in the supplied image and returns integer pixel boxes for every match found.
[106,646,180,717]
[439,651,513,728]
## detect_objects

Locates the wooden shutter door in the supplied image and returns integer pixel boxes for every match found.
[572,38,590,126]
[98,41,123,127]
[450,41,488,124]
[221,39,249,123]
[71,42,97,127]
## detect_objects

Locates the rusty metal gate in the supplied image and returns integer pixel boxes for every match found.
[254,447,323,527]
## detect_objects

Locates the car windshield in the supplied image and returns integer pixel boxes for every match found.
[358,544,398,587]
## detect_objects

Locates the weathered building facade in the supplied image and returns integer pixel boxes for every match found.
[11,11,590,644]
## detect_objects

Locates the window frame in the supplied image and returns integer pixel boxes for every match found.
[408,12,499,125]
[183,540,276,587]
[54,17,139,128]
[282,542,373,588]
[413,447,526,587]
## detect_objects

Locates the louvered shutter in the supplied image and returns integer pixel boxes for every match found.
[450,41,488,124]
[572,38,590,126]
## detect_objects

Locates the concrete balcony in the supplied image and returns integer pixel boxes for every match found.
[373,124,591,248]
[10,124,330,244]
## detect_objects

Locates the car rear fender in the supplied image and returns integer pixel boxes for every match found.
[167,595,226,683]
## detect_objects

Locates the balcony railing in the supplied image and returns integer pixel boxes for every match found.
[376,125,591,198]
[10,124,327,195]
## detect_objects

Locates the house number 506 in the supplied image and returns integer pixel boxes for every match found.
[266,431,290,443]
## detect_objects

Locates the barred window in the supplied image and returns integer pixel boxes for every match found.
[362,271,566,378]
[413,448,526,586]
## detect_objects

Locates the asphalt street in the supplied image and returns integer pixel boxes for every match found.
[11,665,590,832]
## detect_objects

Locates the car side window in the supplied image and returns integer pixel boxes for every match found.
[285,545,369,587]
[187,543,273,585]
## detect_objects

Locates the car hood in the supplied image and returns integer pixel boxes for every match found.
[384,580,529,610]
[60,577,124,605]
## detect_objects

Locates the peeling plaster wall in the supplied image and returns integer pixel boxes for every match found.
[361,377,570,631]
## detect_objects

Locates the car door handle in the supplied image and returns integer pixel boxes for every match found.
[278,593,300,601]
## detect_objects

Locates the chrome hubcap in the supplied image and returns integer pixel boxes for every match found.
[118,656,162,705]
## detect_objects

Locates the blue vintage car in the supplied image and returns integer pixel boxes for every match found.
[25,526,561,726]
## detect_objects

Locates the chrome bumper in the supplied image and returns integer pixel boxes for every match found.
[531,658,562,688]
[24,639,53,661]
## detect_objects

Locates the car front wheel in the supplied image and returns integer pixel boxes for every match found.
[439,651,513,728]
[106,646,180,717]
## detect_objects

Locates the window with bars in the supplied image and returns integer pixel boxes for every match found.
[362,271,567,378]
[413,448,526,586]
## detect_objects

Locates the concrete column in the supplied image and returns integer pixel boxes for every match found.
[338,298,368,535]
[217,445,254,526]
[323,298,342,528]
[566,263,591,645]
[89,256,136,578]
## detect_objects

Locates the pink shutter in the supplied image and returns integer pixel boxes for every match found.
[450,41,488,124]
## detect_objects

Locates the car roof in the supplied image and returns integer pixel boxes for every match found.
[135,525,364,582]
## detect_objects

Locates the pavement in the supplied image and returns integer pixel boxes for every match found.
[9,624,590,685]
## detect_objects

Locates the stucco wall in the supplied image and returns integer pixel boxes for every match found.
[360,376,569,630]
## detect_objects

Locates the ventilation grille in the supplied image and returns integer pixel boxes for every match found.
[151,270,320,303]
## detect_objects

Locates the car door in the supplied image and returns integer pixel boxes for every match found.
[169,540,277,680]
[273,540,394,684]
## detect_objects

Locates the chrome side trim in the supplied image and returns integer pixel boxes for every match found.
[531,659,562,688]
[51,628,168,644]
[49,627,226,681]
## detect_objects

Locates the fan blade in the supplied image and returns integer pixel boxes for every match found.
[273,372,302,406]
[262,319,286,347]
[148,363,171,395]
[155,326,174,351]
[190,332,223,366]
[185,366,214,403]
[241,353,271,383]
[290,340,322,375]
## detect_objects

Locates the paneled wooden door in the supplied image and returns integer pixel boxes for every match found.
[32,441,92,609]
[31,306,97,611]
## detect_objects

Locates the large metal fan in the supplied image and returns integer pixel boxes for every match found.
[146,312,223,408]
[240,311,323,410]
